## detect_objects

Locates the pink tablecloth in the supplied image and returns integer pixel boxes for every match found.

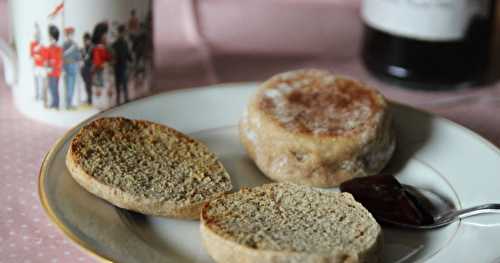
[1,0,499,262]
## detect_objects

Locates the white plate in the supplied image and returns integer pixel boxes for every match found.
[39,83,500,263]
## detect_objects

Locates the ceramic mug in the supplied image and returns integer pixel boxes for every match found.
[0,0,153,126]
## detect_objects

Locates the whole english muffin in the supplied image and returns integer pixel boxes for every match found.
[200,183,383,263]
[66,117,232,219]
[240,69,395,187]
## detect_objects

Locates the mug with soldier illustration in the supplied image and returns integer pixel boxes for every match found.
[0,0,153,126]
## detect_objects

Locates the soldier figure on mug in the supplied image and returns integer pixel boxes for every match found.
[63,27,81,110]
[46,25,63,110]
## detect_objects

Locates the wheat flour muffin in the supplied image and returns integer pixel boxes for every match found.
[200,183,383,263]
[66,117,232,219]
[240,69,395,187]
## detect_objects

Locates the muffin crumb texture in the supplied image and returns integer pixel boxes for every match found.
[71,118,231,203]
[203,183,380,253]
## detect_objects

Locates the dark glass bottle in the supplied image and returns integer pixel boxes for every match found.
[361,0,496,90]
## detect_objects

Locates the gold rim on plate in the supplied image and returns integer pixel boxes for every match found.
[38,122,114,263]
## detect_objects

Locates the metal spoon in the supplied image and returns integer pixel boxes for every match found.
[379,185,500,230]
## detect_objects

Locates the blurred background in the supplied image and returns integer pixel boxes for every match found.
[152,0,500,145]
[155,0,500,90]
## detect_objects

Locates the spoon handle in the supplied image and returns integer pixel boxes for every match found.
[442,203,500,223]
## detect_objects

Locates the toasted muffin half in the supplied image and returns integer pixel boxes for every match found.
[201,183,383,263]
[66,117,232,219]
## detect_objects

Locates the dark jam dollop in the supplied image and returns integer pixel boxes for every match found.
[340,175,435,226]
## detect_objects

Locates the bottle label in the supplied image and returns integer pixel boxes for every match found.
[362,0,490,41]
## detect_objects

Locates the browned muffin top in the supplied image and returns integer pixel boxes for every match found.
[257,70,386,137]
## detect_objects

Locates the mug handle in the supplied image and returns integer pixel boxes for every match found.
[0,38,17,87]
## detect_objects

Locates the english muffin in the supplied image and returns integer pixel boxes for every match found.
[240,69,395,187]
[201,182,383,263]
[66,117,232,219]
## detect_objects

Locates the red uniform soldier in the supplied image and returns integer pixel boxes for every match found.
[47,25,63,109]
[91,22,112,97]
[30,23,48,102]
